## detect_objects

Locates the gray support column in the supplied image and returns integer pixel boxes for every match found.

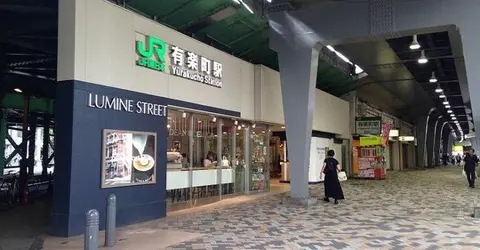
[461,31,480,140]
[426,117,435,168]
[277,45,319,200]
[433,118,443,166]
[415,116,428,168]
[447,133,454,155]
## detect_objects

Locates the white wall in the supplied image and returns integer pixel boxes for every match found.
[58,0,255,120]
[255,66,350,137]
[58,0,350,134]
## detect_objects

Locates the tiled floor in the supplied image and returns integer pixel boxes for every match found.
[156,166,480,249]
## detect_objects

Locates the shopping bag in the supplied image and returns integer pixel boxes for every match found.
[338,171,348,182]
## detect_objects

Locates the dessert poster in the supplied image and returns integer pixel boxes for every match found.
[102,130,156,188]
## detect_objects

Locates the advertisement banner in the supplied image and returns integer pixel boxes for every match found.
[102,130,157,188]
[360,136,382,147]
[355,117,382,135]
[382,122,393,147]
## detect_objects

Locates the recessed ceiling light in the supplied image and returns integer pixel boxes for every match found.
[14,88,22,93]
[443,99,449,105]
[450,113,455,117]
[410,35,421,50]
[447,110,453,113]
[452,117,457,120]
[439,94,446,98]
[445,105,451,109]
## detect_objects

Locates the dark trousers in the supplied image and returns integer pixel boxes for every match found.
[466,169,476,187]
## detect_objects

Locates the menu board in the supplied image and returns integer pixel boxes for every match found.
[102,130,157,188]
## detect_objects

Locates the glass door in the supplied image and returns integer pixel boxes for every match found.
[249,125,270,192]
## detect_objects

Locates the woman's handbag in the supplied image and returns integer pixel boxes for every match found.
[338,171,348,182]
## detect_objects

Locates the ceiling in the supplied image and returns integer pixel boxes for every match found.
[387,32,470,133]
[0,0,472,135]
[0,0,57,99]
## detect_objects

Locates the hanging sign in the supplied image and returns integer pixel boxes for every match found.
[355,117,382,135]
[136,34,223,88]
[360,136,382,146]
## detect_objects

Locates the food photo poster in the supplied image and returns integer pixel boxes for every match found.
[102,130,157,188]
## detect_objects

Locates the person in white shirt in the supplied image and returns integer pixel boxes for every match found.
[203,151,215,167]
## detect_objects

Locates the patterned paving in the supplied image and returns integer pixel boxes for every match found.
[152,166,480,250]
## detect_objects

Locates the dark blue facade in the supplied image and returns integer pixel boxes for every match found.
[52,80,240,236]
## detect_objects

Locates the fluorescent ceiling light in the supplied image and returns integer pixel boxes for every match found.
[410,35,421,50]
[452,117,457,120]
[14,88,22,93]
[450,113,455,117]
[443,99,449,105]
[435,84,443,93]
[398,136,415,142]
[439,94,446,98]
[266,0,272,2]
[430,72,437,83]
[239,0,254,13]
[445,105,451,109]
[447,110,453,113]
[326,45,367,77]
[418,50,428,64]
[389,129,399,137]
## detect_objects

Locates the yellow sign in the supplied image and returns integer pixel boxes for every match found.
[453,145,463,152]
[360,136,382,146]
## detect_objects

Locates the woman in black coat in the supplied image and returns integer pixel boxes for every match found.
[321,149,345,204]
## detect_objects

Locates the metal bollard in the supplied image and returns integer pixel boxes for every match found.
[105,194,117,247]
[474,207,480,218]
[85,209,99,250]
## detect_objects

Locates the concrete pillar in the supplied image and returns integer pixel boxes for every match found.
[391,141,401,170]
[432,117,443,167]
[426,116,436,167]
[447,133,454,155]
[461,29,480,142]
[277,44,319,200]
[442,126,450,157]
[415,116,428,168]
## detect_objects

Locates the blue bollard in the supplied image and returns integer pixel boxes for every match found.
[105,194,116,247]
[85,209,99,250]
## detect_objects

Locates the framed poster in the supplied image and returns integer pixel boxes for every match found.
[102,129,157,188]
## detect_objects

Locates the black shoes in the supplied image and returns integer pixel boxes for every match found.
[324,197,329,202]
[334,199,339,204]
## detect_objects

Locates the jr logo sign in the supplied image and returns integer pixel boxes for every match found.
[136,36,166,72]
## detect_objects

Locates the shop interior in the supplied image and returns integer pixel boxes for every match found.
[165,109,271,212]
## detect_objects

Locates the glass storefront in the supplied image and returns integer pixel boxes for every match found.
[166,108,270,212]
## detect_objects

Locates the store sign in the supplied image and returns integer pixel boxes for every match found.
[87,93,167,117]
[136,35,223,88]
[356,117,382,135]
[360,136,382,146]
[136,36,167,72]
[398,136,414,142]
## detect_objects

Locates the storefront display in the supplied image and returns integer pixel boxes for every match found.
[102,130,156,188]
